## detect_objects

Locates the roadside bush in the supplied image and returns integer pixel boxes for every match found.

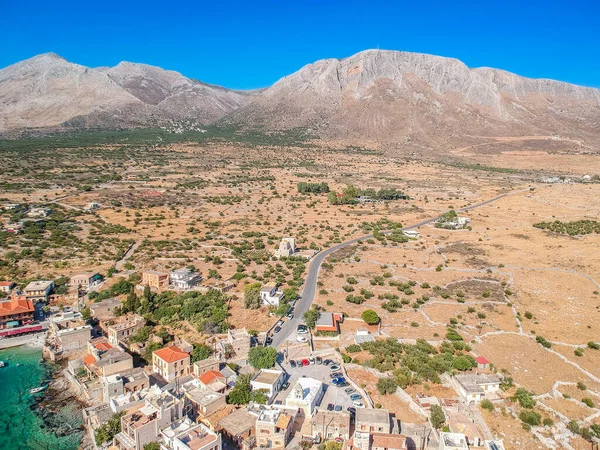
[346,344,362,353]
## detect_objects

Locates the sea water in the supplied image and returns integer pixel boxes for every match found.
[0,346,83,450]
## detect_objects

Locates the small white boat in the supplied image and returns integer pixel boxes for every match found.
[30,385,47,394]
[0,361,5,368]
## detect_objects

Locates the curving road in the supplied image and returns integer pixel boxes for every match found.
[270,189,524,349]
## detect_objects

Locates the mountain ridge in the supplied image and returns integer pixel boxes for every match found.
[1,50,599,149]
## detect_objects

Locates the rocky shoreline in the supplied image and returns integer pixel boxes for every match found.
[33,362,85,446]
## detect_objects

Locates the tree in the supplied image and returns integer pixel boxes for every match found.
[191,344,213,363]
[303,306,320,329]
[519,410,541,426]
[513,388,536,409]
[376,377,397,395]
[361,309,380,325]
[248,346,278,369]
[144,443,161,450]
[325,442,343,450]
[95,412,124,445]
[227,374,252,405]
[244,282,262,309]
[80,307,90,321]
[452,355,474,371]
[430,405,446,429]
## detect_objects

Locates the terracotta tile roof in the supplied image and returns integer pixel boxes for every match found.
[199,370,225,385]
[475,356,490,364]
[83,354,97,365]
[153,345,189,363]
[0,281,14,286]
[371,433,406,449]
[95,342,113,351]
[0,298,34,317]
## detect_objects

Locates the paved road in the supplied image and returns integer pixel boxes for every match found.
[270,189,523,349]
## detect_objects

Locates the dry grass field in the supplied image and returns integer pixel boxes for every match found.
[1,130,599,448]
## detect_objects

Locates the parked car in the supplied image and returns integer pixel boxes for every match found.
[329,364,341,372]
[350,394,362,401]
[337,381,350,388]
[276,319,284,326]
[290,360,297,368]
[286,312,294,319]
[327,403,334,411]
[353,401,365,408]
[264,337,273,345]
[316,356,322,365]
[274,326,281,333]
[334,405,342,412]
[323,359,332,366]
[301,359,310,366]
[309,356,315,365]
[296,335,308,343]
[329,372,343,379]
[345,387,356,394]
[281,382,290,390]
[274,400,283,405]
[297,360,304,366]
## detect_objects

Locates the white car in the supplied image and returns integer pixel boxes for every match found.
[296,335,308,343]
[353,401,365,408]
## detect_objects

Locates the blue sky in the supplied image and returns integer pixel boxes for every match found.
[2,0,599,90]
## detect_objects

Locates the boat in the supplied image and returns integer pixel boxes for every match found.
[29,385,47,394]
[0,360,5,368]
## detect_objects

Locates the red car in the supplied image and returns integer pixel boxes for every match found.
[301,359,310,366]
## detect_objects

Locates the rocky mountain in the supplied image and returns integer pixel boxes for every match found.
[1,50,599,149]
[0,53,253,132]
[224,50,600,148]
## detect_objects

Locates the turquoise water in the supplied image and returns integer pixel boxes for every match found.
[0,346,83,450]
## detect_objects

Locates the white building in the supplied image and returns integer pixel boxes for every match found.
[85,202,100,212]
[452,374,500,404]
[260,282,285,306]
[27,207,51,218]
[285,377,324,417]
[403,230,420,239]
[274,238,296,258]
[170,268,202,291]
[439,432,469,450]
[250,369,285,401]
[160,417,221,450]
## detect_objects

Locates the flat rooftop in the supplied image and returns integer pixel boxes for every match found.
[252,369,283,385]
[356,408,390,426]
[24,280,53,291]
[217,408,257,436]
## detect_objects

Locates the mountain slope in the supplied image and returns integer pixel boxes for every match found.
[0,53,252,132]
[224,50,600,147]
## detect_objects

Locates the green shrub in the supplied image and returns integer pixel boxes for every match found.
[480,399,494,411]
[519,410,541,426]
[582,397,595,408]
[376,377,398,395]
[361,309,380,325]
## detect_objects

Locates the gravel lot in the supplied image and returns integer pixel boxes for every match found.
[272,356,363,412]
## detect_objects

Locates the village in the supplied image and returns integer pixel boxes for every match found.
[0,205,513,450]
[0,135,599,450]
